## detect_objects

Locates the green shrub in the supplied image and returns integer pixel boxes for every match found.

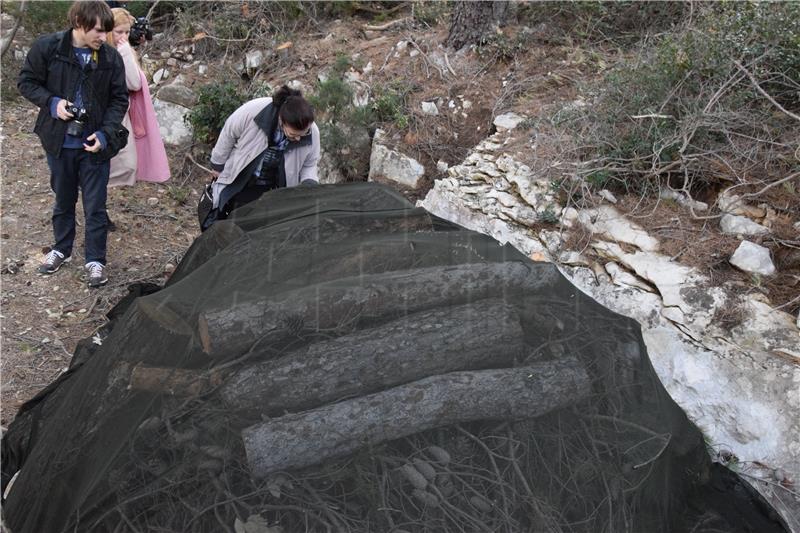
[371,83,412,129]
[186,81,272,144]
[574,2,800,194]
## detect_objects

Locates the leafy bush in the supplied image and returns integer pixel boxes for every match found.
[371,82,412,129]
[571,2,800,195]
[309,55,377,181]
[186,81,272,144]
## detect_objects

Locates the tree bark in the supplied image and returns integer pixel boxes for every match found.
[129,366,224,396]
[197,261,558,358]
[446,0,511,50]
[0,0,26,59]
[221,299,524,413]
[243,357,590,479]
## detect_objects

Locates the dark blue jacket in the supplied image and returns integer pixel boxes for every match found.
[17,29,129,160]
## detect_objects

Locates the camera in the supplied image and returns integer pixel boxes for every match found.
[129,17,153,47]
[65,104,88,138]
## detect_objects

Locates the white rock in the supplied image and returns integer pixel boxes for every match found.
[409,49,419,57]
[421,102,439,116]
[152,98,192,145]
[577,206,660,252]
[198,64,208,75]
[660,189,708,212]
[153,68,169,84]
[558,251,591,267]
[793,221,800,233]
[720,214,770,236]
[718,188,765,218]
[605,262,656,292]
[245,49,264,70]
[493,112,526,131]
[368,129,425,189]
[286,79,305,92]
[14,49,25,61]
[166,57,177,67]
[147,197,159,207]
[598,189,617,204]
[436,160,449,173]
[729,241,776,276]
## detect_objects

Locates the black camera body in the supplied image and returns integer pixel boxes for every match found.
[65,104,88,138]
[129,17,153,47]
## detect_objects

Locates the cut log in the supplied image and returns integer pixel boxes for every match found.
[129,366,224,396]
[199,261,558,357]
[221,299,524,413]
[242,357,590,479]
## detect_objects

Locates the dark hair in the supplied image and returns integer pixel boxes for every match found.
[69,1,114,32]
[274,85,314,130]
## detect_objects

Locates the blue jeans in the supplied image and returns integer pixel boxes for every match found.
[46,149,110,265]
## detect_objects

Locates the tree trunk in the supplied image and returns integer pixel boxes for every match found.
[221,299,524,413]
[197,261,558,358]
[0,0,26,59]
[243,357,590,479]
[446,0,511,50]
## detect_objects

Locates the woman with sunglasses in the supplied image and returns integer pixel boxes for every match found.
[201,85,320,229]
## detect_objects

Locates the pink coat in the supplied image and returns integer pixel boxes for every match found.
[129,70,170,183]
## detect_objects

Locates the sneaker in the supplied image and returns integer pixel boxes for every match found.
[38,249,70,275]
[85,261,108,288]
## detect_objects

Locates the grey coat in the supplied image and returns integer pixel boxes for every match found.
[209,97,320,207]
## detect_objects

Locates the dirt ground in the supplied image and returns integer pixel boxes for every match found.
[0,104,200,424]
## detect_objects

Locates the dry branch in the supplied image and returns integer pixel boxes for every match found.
[243,356,591,478]
[198,261,558,358]
[220,299,524,412]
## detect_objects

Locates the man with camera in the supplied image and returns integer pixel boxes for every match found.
[17,1,129,288]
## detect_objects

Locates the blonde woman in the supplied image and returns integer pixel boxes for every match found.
[106,7,170,216]
[106,8,140,187]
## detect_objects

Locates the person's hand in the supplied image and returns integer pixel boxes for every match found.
[83,133,102,153]
[211,170,220,180]
[56,99,75,121]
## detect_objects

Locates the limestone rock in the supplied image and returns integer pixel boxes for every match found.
[245,49,264,70]
[421,102,439,116]
[317,149,346,185]
[718,189,766,218]
[659,189,708,212]
[493,112,526,131]
[152,99,193,145]
[156,84,197,108]
[153,68,169,84]
[729,241,776,276]
[578,206,659,252]
[605,262,655,292]
[720,214,769,236]
[598,189,617,204]
[368,129,425,189]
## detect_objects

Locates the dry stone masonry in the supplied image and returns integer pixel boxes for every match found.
[417,112,800,529]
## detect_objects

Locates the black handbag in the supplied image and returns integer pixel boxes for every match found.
[197,183,217,231]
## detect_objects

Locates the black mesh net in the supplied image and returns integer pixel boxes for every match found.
[1,183,787,532]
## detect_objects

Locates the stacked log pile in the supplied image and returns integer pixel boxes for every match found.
[4,184,752,533]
